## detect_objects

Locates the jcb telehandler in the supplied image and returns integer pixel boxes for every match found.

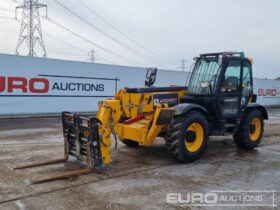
[14,52,268,183]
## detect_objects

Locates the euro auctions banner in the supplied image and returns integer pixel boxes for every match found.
[0,54,188,115]
[0,74,117,97]
[254,78,280,106]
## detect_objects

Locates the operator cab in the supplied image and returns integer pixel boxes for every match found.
[182,52,254,131]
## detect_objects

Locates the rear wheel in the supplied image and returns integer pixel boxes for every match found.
[165,111,209,162]
[121,139,139,147]
[234,110,264,149]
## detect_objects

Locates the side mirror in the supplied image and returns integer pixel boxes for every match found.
[243,85,253,95]
[145,68,157,87]
[201,81,210,88]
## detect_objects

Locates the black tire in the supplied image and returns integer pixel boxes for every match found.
[234,110,264,149]
[164,118,175,150]
[165,111,209,162]
[121,139,139,147]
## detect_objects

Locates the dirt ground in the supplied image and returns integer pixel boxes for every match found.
[0,108,279,210]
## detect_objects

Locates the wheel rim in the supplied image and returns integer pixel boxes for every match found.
[185,123,204,152]
[250,117,261,141]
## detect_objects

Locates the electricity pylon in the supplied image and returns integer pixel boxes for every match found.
[15,0,47,57]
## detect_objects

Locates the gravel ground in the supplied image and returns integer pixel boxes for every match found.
[0,108,279,210]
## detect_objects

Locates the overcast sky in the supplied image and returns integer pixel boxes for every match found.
[0,0,279,78]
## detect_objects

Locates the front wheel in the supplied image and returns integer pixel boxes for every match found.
[165,111,209,162]
[234,110,264,149]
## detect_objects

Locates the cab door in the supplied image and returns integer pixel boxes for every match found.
[241,60,253,110]
[218,59,242,119]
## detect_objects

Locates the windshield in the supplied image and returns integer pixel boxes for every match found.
[188,58,221,95]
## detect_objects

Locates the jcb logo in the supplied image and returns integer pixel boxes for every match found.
[154,99,160,106]
[0,76,49,93]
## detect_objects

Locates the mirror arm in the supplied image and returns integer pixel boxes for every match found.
[209,84,213,94]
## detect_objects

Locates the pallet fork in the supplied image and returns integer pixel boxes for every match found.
[14,112,103,184]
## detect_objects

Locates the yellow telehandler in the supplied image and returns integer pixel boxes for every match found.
[14,52,268,183]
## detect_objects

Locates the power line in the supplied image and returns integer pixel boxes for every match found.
[76,0,175,64]
[10,0,177,69]
[44,32,87,53]
[0,14,85,57]
[14,12,119,65]
[0,15,15,20]
[48,50,85,57]
[0,42,16,48]
[1,12,86,58]
[0,8,14,13]
[44,32,116,65]
[0,7,18,20]
[99,58,116,65]
[5,0,177,68]
[53,0,165,67]
[0,12,115,64]
[45,17,146,66]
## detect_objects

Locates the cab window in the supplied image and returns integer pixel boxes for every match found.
[221,60,241,93]
[241,61,253,106]
[242,63,252,97]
